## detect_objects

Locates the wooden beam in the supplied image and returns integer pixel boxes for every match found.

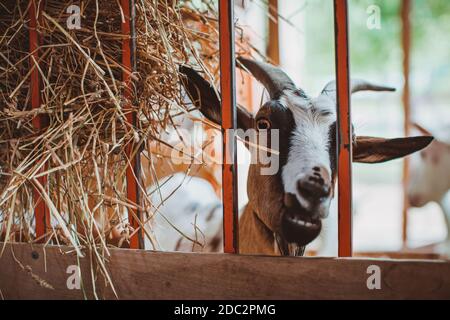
[1,243,450,299]
[29,0,50,242]
[267,0,280,65]
[401,0,412,247]
[219,0,239,254]
[121,0,142,249]
[333,0,353,257]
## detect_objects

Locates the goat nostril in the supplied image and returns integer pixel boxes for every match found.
[313,167,320,172]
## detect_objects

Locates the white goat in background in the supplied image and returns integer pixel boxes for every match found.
[408,123,450,257]
[147,173,223,252]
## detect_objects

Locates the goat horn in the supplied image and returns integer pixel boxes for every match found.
[321,79,396,101]
[411,122,433,136]
[237,57,306,99]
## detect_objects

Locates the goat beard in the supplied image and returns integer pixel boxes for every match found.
[275,233,306,256]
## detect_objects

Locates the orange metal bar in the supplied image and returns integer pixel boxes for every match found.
[334,0,353,257]
[401,0,412,247]
[219,0,239,254]
[29,0,50,242]
[122,0,142,249]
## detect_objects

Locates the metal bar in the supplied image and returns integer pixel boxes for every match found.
[267,0,280,65]
[219,0,239,254]
[333,0,352,257]
[29,0,49,242]
[401,0,412,248]
[122,0,142,249]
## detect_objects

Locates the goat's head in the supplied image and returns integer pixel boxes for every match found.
[408,123,450,207]
[180,58,433,255]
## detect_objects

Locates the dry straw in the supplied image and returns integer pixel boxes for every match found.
[0,0,251,296]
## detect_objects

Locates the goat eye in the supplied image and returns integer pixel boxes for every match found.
[256,118,271,130]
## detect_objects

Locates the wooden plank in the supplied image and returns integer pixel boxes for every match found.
[333,0,353,257]
[1,243,450,300]
[354,251,441,260]
[401,0,412,247]
[121,0,142,249]
[219,0,239,254]
[29,0,50,242]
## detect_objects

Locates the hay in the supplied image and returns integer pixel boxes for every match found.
[0,1,254,296]
[0,0,244,296]
[0,0,248,250]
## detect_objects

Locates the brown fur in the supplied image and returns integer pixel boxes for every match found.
[239,205,277,255]
[239,164,285,255]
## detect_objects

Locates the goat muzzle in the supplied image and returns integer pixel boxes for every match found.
[281,192,323,246]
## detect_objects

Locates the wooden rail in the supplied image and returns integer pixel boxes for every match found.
[334,0,353,257]
[0,243,449,299]
[219,0,239,254]
[29,0,50,242]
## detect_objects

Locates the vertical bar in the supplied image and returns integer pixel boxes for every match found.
[334,0,352,257]
[122,0,142,249]
[219,0,239,254]
[401,0,412,248]
[267,0,280,65]
[29,0,50,242]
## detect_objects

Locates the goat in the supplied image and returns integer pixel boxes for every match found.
[170,57,432,256]
[407,123,450,257]
[148,173,223,252]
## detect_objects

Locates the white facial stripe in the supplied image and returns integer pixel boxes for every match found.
[279,92,335,212]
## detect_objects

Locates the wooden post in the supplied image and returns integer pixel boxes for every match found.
[267,0,280,65]
[219,0,239,254]
[401,0,412,248]
[121,0,142,249]
[29,0,50,242]
[334,0,353,257]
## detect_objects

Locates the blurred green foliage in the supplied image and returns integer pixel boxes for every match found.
[303,0,450,96]
[349,0,401,74]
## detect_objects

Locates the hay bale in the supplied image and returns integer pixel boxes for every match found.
[0,0,230,248]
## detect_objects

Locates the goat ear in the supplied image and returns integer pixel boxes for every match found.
[353,136,434,163]
[179,66,254,130]
[179,65,221,124]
